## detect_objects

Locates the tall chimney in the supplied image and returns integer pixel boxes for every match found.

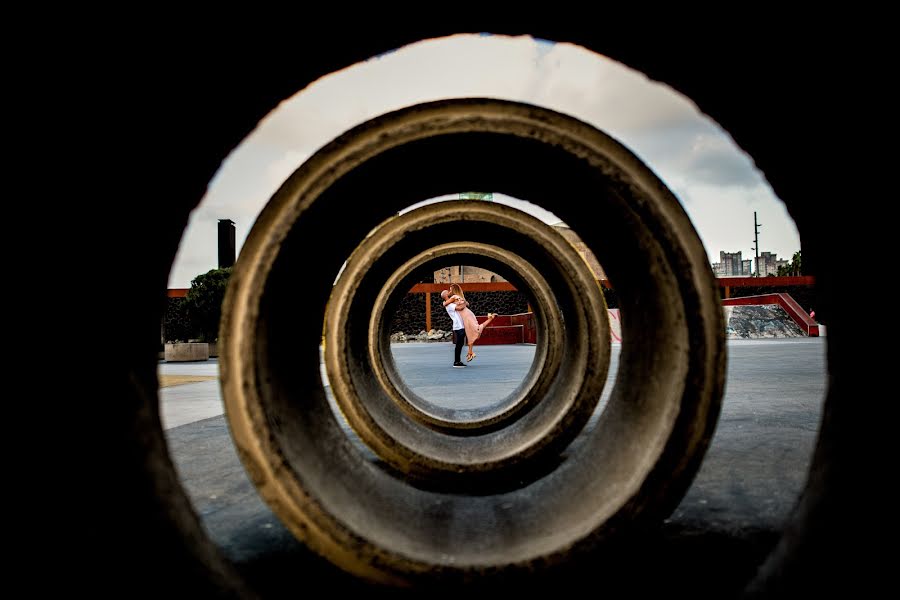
[218,219,235,269]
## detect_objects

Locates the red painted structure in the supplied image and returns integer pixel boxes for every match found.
[508,313,537,344]
[718,276,814,298]
[166,276,815,342]
[470,312,537,345]
[404,277,816,343]
[722,293,819,336]
[407,281,613,294]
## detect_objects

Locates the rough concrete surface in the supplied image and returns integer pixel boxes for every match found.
[161,338,826,595]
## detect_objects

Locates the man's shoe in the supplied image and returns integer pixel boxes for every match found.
[452,362,466,368]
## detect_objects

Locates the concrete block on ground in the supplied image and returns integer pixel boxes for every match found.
[165,342,209,362]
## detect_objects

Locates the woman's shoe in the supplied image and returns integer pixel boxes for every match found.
[467,352,476,362]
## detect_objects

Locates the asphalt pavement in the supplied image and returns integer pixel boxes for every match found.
[160,338,827,596]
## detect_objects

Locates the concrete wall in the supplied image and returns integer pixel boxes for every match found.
[164,342,209,362]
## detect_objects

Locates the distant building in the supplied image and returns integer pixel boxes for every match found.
[434,266,505,283]
[755,251,789,277]
[712,251,752,277]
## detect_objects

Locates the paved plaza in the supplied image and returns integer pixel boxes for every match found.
[160,338,827,594]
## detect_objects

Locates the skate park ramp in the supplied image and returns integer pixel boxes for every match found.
[609,292,821,342]
[723,304,804,339]
[722,293,820,337]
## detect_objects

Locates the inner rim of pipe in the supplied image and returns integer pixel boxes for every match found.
[221,99,721,573]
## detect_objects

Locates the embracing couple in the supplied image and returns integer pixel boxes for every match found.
[440,283,498,368]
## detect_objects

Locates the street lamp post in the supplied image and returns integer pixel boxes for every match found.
[752,211,761,276]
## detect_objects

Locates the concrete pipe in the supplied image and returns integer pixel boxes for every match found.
[324,203,608,488]
[219,98,725,585]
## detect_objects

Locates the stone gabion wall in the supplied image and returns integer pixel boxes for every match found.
[388,291,530,335]
[387,294,434,336]
[460,291,529,320]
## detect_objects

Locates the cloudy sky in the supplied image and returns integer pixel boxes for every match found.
[169,34,801,288]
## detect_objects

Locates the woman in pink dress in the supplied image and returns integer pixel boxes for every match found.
[444,283,497,362]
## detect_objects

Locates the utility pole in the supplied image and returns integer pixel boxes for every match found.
[751,211,761,276]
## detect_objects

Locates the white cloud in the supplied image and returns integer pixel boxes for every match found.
[671,181,801,263]
[168,34,800,287]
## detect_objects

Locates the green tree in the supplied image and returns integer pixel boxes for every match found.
[789,250,802,276]
[776,251,802,276]
[184,267,232,342]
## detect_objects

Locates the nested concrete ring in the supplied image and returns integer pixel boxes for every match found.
[366,236,567,432]
[220,98,725,585]
[324,201,608,483]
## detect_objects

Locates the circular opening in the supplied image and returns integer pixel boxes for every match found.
[376,195,613,426]
[380,251,543,423]
[322,199,608,485]
[158,34,820,596]
[220,98,724,583]
[384,253,539,417]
